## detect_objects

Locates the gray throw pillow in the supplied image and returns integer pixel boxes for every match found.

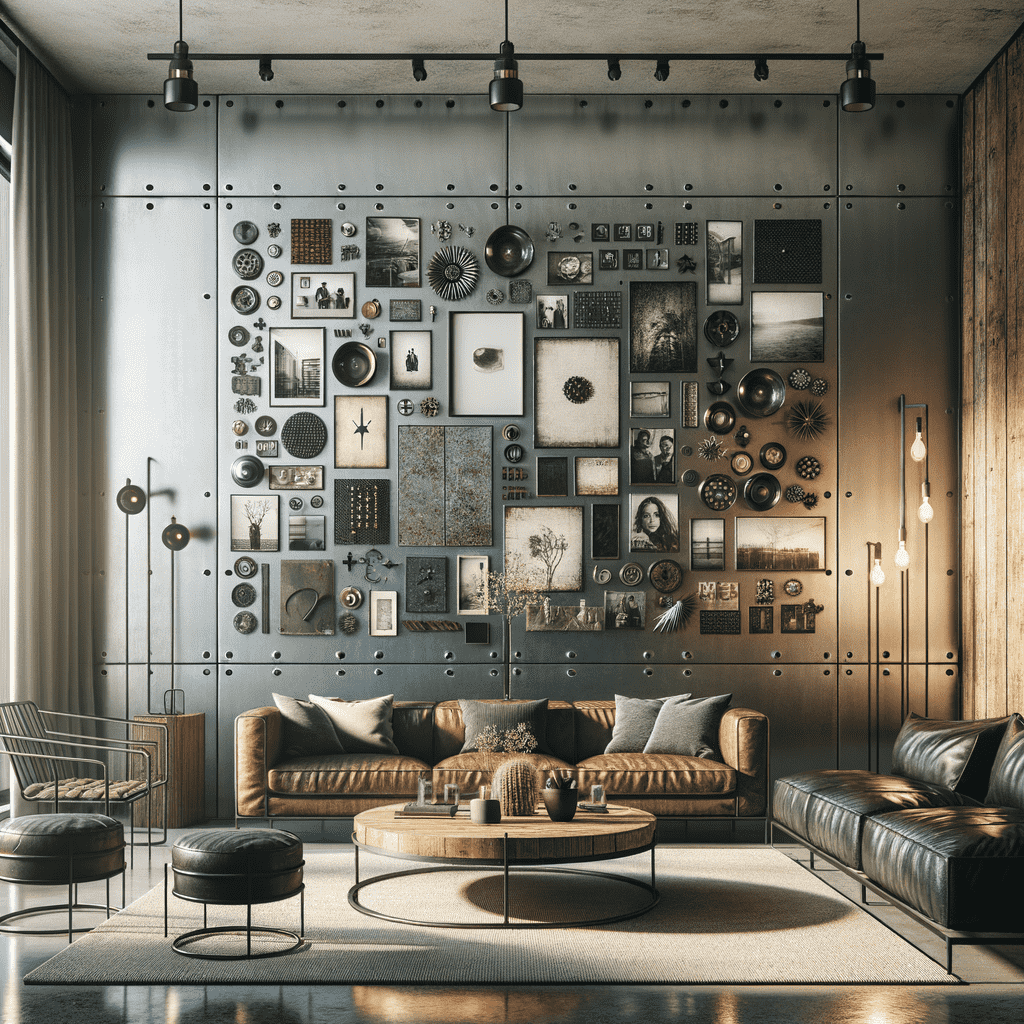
[604,694,692,754]
[984,714,1024,808]
[272,692,345,758]
[643,693,732,758]
[307,694,400,754]
[459,699,550,754]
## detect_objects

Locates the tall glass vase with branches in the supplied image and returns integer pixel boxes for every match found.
[482,556,546,700]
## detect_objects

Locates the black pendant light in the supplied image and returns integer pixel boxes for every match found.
[164,0,198,111]
[489,0,522,112]
[840,0,876,112]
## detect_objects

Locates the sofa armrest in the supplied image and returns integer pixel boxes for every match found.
[718,707,769,816]
[235,706,283,818]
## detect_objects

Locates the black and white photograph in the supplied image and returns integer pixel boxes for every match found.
[591,223,610,242]
[536,294,569,329]
[750,291,825,362]
[527,598,602,631]
[389,330,432,390]
[735,516,826,571]
[613,223,632,242]
[291,272,355,319]
[592,503,620,559]
[547,252,593,286]
[629,427,676,484]
[535,336,619,448]
[450,311,524,417]
[536,457,569,497]
[706,220,743,304]
[599,249,618,271]
[504,506,583,592]
[629,493,680,553]
[456,555,489,615]
[335,395,388,469]
[624,249,643,270]
[287,514,326,551]
[575,457,619,496]
[270,327,325,406]
[230,495,280,552]
[268,465,324,490]
[369,590,398,636]
[630,381,670,417]
[604,590,646,630]
[646,248,670,270]
[629,281,698,373]
[365,217,420,288]
[691,518,726,570]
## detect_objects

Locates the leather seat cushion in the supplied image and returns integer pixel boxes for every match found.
[773,770,974,869]
[862,805,1024,930]
[576,753,736,796]
[172,827,303,905]
[432,752,574,793]
[0,813,125,883]
[268,753,430,796]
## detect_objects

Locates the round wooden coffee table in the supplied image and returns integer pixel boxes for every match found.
[349,803,659,928]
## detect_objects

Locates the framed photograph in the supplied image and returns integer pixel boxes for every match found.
[691,518,726,570]
[782,601,820,633]
[450,312,524,417]
[591,223,610,242]
[547,251,593,286]
[527,599,602,631]
[365,217,420,288]
[735,517,826,571]
[706,220,743,305]
[268,465,324,490]
[592,503,620,559]
[629,281,698,373]
[575,457,618,496]
[504,506,584,592]
[369,590,398,636]
[270,327,325,407]
[599,249,619,271]
[291,272,355,319]
[390,330,432,390]
[456,555,489,615]
[288,515,326,551]
[335,395,388,469]
[280,560,335,636]
[630,381,670,417]
[604,590,645,630]
[614,223,632,242]
[636,224,654,241]
[624,249,643,270]
[646,248,669,270]
[750,291,825,362]
[535,336,619,448]
[629,492,680,553]
[390,298,422,322]
[629,427,675,484]
[230,495,279,552]
[536,294,569,329]
[536,457,569,497]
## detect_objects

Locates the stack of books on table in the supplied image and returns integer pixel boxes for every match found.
[395,802,459,818]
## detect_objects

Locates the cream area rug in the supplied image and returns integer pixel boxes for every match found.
[26,846,955,985]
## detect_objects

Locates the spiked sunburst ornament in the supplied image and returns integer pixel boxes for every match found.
[786,399,830,442]
[653,593,698,633]
[697,435,729,462]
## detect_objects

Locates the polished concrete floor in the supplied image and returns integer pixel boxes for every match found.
[2,822,1023,1024]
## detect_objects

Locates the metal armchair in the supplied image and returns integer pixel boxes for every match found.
[0,700,168,865]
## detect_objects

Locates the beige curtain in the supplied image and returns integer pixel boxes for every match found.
[8,48,94,759]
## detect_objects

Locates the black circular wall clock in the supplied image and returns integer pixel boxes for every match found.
[649,559,684,594]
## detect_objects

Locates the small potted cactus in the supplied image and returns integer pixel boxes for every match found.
[541,773,579,822]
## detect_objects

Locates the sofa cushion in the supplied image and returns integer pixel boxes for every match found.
[433,751,573,794]
[576,753,736,797]
[268,752,428,796]
[891,712,1015,801]
[985,714,1024,809]
[458,698,550,754]
[773,769,977,870]
[643,693,732,758]
[272,693,345,758]
[307,694,400,754]
[861,805,1024,931]
[603,694,689,754]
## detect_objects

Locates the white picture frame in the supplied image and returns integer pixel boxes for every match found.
[456,555,489,615]
[449,311,524,417]
[369,590,398,636]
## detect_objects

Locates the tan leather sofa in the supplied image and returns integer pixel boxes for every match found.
[235,698,769,830]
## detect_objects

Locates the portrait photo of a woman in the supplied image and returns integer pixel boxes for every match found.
[629,494,680,552]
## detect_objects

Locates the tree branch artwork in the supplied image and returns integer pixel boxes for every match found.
[527,526,569,590]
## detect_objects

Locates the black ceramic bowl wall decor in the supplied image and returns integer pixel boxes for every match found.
[484,225,535,277]
[736,368,786,418]
[704,401,737,434]
[332,341,377,386]
[743,472,782,511]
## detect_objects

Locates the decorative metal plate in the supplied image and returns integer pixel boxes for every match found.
[704,401,736,435]
[231,583,257,607]
[280,412,328,459]
[619,562,644,587]
[233,248,264,280]
[267,295,281,310]
[796,455,822,479]
[743,472,782,511]
[699,474,737,511]
[233,221,259,244]
[228,325,250,347]
[592,566,612,585]
[255,415,277,436]
[233,611,258,634]
[703,310,740,346]
[730,451,753,475]
[784,578,803,597]
[267,244,283,258]
[231,285,260,314]
[759,442,787,469]
[266,270,284,287]
[234,556,258,579]
[649,559,684,594]
[427,246,479,301]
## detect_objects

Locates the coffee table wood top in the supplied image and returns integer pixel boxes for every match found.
[353,803,656,864]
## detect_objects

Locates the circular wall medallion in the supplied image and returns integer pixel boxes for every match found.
[649,559,684,594]
[233,611,258,634]
[361,299,382,319]
[743,472,782,511]
[592,566,612,585]
[563,376,593,404]
[281,412,328,459]
[504,443,524,464]
[231,583,257,608]
[784,579,803,597]
[730,451,753,476]
[230,454,264,487]
[619,563,644,587]
[289,496,303,511]
[737,368,787,418]
[267,244,282,258]
[484,224,535,277]
[427,246,480,301]
[397,398,414,415]
[310,495,324,509]
[788,368,812,390]
[255,415,277,436]
[502,424,521,441]
[699,474,737,511]
[332,342,376,386]
[234,556,258,579]
[231,285,260,314]
[267,295,282,310]
[682,469,701,487]
[231,420,248,436]
[704,401,736,435]
[759,442,787,469]
[233,221,259,244]
[228,325,250,347]
[341,222,357,237]
[266,270,284,287]
[233,248,264,280]
[703,310,740,346]
[340,587,363,609]
[796,455,822,480]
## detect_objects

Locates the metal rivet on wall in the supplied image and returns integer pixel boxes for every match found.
[567,669,576,677]
[374,651,384,659]
[566,651,577,659]
[374,668,383,676]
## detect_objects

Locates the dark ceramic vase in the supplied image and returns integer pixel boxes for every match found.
[541,788,578,822]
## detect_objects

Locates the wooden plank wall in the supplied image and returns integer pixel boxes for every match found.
[963,38,1024,719]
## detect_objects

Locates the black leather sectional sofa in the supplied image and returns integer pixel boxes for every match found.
[773,712,1024,972]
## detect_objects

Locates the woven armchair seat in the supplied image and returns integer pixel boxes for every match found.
[23,777,150,802]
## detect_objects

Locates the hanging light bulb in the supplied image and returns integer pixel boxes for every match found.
[895,535,910,571]
[870,558,886,587]
[918,481,934,524]
[910,417,927,462]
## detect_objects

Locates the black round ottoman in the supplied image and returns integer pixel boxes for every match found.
[0,813,126,942]
[166,828,305,959]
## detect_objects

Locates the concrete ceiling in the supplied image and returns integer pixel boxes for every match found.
[3,1,1023,99]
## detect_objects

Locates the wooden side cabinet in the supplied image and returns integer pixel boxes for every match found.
[132,712,205,828]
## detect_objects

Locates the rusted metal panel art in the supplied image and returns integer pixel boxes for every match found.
[398,425,445,545]
[405,556,448,613]
[279,559,335,635]
[445,426,492,547]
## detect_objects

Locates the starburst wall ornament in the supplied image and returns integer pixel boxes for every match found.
[697,436,729,462]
